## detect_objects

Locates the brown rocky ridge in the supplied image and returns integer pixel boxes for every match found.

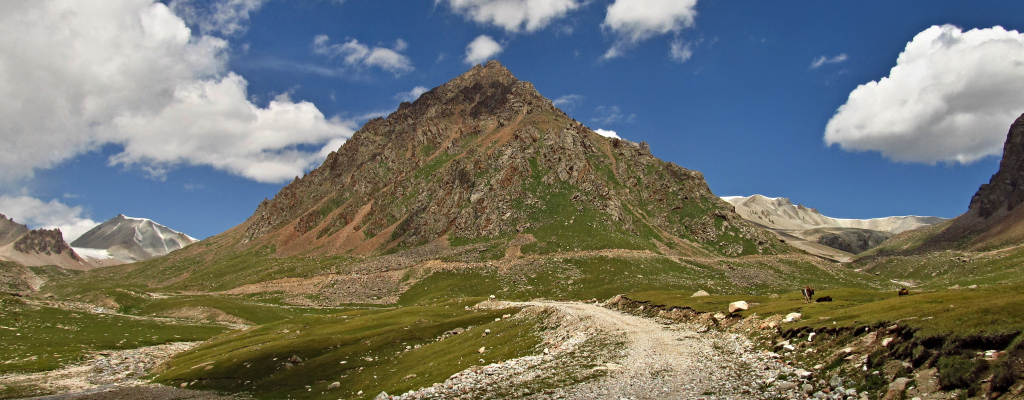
[917,113,1024,250]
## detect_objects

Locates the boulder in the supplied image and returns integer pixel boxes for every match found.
[728,301,749,313]
[783,312,802,323]
[691,290,710,297]
[373,391,390,400]
[883,377,912,400]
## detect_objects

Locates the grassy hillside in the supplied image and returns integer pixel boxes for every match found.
[153,299,537,400]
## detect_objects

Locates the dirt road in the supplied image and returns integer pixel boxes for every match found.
[396,300,791,399]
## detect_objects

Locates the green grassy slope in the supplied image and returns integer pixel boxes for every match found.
[153,299,538,400]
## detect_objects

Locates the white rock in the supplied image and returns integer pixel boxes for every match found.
[881,338,894,347]
[783,312,802,323]
[728,301,749,313]
[691,290,710,297]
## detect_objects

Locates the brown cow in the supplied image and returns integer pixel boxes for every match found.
[802,286,815,303]
[898,288,910,297]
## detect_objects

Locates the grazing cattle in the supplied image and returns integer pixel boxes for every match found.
[801,286,815,303]
[898,288,910,297]
[816,296,833,302]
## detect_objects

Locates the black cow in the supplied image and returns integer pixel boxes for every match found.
[898,288,910,297]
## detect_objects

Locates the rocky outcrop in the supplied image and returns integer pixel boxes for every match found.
[970,114,1024,218]
[13,228,76,260]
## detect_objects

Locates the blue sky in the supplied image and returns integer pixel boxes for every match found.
[2,0,1024,241]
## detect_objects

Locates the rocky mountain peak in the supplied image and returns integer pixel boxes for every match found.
[239,63,781,258]
[969,113,1024,219]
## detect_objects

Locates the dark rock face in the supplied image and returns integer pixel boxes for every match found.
[815,229,893,254]
[970,114,1024,219]
[241,61,780,256]
[14,228,77,260]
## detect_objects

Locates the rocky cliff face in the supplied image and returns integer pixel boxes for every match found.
[13,228,77,259]
[906,113,1024,251]
[970,114,1024,219]
[241,61,781,258]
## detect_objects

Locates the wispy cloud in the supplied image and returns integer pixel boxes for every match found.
[312,35,414,76]
[810,53,848,69]
[553,94,585,110]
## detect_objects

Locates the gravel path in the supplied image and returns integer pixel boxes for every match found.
[393,300,790,399]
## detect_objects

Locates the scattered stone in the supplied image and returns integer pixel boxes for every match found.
[288,355,302,364]
[691,290,710,297]
[373,391,390,400]
[403,374,417,380]
[783,312,802,323]
[829,376,843,388]
[881,337,893,347]
[802,383,814,394]
[777,381,798,391]
[328,382,340,389]
[808,332,816,342]
[489,295,496,299]
[478,347,486,354]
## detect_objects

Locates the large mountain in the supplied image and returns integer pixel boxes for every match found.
[237,61,780,258]
[71,214,197,263]
[0,213,90,270]
[75,62,829,304]
[723,195,947,259]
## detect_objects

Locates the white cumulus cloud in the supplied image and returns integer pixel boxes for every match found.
[465,35,504,65]
[824,25,1024,164]
[810,53,848,69]
[312,35,414,76]
[594,129,622,139]
[603,0,698,59]
[0,195,99,243]
[439,0,582,33]
[0,0,354,184]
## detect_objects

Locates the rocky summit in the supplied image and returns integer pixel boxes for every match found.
[241,61,779,258]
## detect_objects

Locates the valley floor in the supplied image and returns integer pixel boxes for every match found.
[3,300,796,400]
